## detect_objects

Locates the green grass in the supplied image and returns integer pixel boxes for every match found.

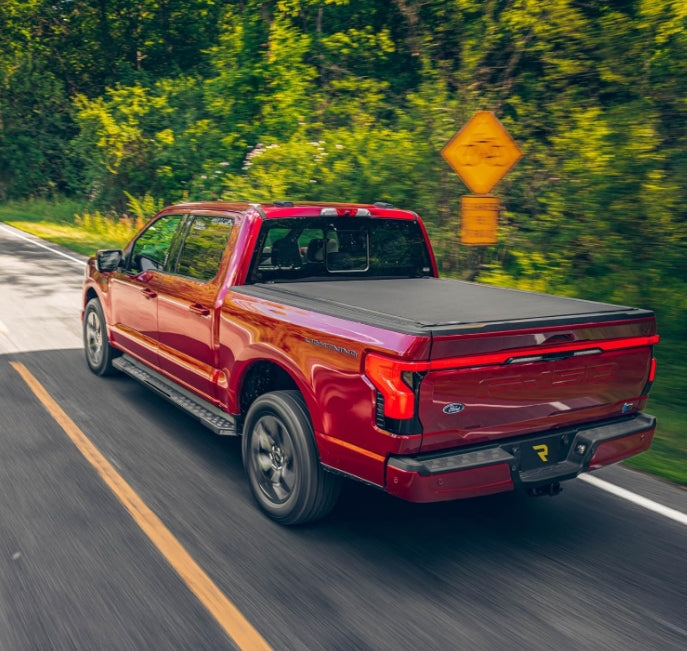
[2,198,685,487]
[625,340,687,486]
[0,198,143,256]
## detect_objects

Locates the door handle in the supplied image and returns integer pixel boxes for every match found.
[140,287,157,299]
[189,303,210,317]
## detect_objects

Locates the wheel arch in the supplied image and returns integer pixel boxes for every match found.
[234,357,323,434]
[83,285,99,308]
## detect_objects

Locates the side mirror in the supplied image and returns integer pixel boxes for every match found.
[96,249,123,273]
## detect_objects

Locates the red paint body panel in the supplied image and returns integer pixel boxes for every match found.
[108,271,161,365]
[83,200,658,505]
[156,274,221,403]
[418,341,655,452]
[217,290,429,486]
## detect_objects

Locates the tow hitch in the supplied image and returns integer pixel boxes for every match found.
[527,482,563,497]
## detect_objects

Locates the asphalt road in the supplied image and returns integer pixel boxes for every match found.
[1,223,685,650]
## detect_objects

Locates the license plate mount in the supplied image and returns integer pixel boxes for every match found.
[518,433,572,471]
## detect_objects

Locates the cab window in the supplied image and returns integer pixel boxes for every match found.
[175,214,234,282]
[128,214,185,272]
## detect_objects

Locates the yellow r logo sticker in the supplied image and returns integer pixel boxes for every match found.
[533,444,549,462]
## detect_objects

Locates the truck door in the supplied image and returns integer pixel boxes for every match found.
[155,213,236,403]
[109,214,186,366]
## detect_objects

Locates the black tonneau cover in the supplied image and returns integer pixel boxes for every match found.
[233,278,653,336]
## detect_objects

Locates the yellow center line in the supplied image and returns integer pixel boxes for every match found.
[10,361,272,651]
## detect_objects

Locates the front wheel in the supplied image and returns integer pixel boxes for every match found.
[242,390,341,525]
[83,297,119,376]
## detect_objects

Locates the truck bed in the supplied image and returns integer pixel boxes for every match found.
[234,277,653,336]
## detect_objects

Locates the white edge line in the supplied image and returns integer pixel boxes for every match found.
[579,474,687,526]
[0,224,87,266]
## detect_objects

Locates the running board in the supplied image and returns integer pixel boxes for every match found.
[113,355,237,436]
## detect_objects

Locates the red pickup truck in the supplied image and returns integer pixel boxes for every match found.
[82,201,658,524]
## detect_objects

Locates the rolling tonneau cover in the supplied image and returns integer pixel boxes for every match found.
[233,278,653,336]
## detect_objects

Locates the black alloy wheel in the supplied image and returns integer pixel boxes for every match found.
[242,390,341,525]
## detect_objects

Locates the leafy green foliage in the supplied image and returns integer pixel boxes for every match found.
[2,0,685,329]
[74,210,145,244]
[0,57,78,199]
[1,0,685,329]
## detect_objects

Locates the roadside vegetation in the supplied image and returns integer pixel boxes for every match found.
[0,1,685,486]
[0,198,141,255]
[624,340,687,485]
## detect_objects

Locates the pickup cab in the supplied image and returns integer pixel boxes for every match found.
[82,201,659,524]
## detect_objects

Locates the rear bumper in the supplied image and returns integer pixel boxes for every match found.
[385,412,656,503]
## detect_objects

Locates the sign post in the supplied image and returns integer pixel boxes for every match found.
[441,111,522,245]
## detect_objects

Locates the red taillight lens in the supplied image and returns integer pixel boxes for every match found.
[364,353,422,420]
[642,356,657,396]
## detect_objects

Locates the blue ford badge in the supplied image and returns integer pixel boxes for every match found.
[443,403,465,415]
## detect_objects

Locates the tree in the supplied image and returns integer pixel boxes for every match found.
[0,56,77,199]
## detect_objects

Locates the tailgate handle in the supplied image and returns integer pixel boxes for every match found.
[189,303,210,317]
[507,347,603,364]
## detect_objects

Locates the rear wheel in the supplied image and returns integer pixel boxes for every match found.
[242,390,341,525]
[83,298,119,376]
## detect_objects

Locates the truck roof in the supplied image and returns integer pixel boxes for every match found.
[160,201,419,221]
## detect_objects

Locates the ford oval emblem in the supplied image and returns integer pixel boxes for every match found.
[443,402,465,415]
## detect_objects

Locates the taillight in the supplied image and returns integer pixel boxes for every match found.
[364,354,419,420]
[642,356,657,396]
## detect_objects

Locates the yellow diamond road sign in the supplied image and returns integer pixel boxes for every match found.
[442,111,522,195]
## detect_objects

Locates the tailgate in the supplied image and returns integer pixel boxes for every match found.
[418,320,658,453]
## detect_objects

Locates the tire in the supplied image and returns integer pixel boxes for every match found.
[242,390,342,525]
[83,298,119,376]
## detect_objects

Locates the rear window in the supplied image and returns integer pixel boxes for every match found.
[248,217,433,283]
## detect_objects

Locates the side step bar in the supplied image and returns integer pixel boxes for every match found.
[113,355,238,436]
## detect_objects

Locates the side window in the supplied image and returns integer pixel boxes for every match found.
[129,214,185,272]
[176,214,234,282]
